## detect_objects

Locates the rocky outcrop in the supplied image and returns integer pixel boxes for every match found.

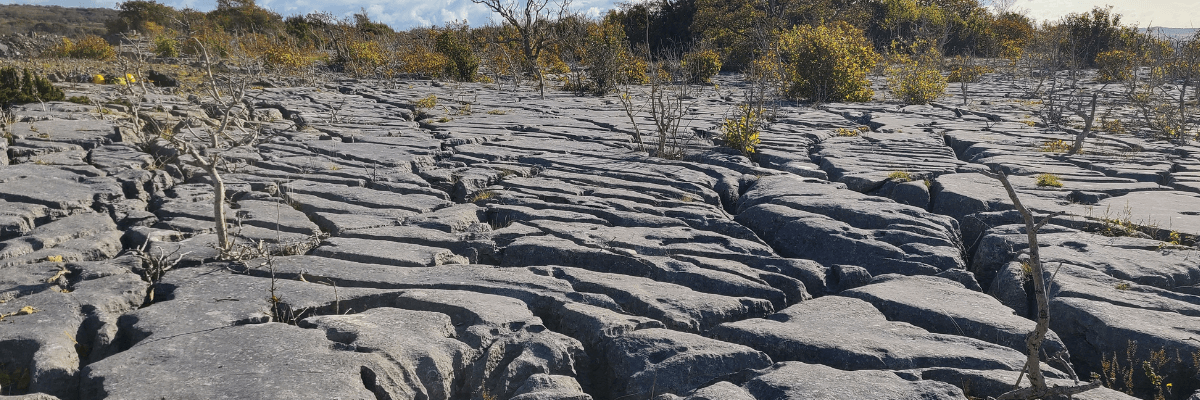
[2,71,1197,400]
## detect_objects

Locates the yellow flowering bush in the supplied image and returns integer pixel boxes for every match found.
[153,35,179,58]
[51,35,116,60]
[887,59,946,105]
[775,22,878,102]
[722,105,761,156]
[398,44,449,78]
[1095,49,1137,82]
[683,48,722,84]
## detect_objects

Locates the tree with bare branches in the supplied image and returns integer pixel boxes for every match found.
[984,169,1101,400]
[162,39,258,255]
[471,0,571,99]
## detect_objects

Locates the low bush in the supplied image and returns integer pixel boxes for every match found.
[721,104,760,156]
[947,57,993,83]
[1036,173,1063,187]
[683,48,721,84]
[887,171,913,182]
[887,59,947,105]
[436,29,478,81]
[340,39,388,76]
[1095,49,1137,82]
[0,67,65,106]
[1039,139,1071,152]
[775,22,878,102]
[834,126,868,137]
[50,35,115,60]
[413,94,437,110]
[397,44,449,78]
[153,35,179,58]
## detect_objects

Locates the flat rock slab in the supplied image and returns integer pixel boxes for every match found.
[711,296,1033,373]
[737,175,964,276]
[1089,191,1200,236]
[282,179,449,213]
[991,262,1200,321]
[842,274,1069,357]
[80,322,379,399]
[602,328,770,398]
[0,256,146,399]
[907,368,1140,400]
[1050,297,1200,389]
[0,213,116,261]
[241,256,581,310]
[744,362,968,400]
[302,140,437,172]
[813,133,967,193]
[309,237,469,267]
[504,235,795,308]
[0,165,122,216]
[298,307,474,400]
[975,225,1200,292]
[11,119,119,150]
[534,266,774,333]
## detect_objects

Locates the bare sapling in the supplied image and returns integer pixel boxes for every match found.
[471,0,571,99]
[617,49,699,159]
[162,38,257,257]
[1068,93,1099,154]
[984,169,1100,400]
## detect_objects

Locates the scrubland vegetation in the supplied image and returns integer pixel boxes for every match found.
[1,2,1198,400]
[0,0,1195,150]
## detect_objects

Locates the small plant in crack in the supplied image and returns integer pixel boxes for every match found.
[328,98,348,124]
[132,240,189,304]
[470,190,497,203]
[1035,173,1064,188]
[887,171,914,182]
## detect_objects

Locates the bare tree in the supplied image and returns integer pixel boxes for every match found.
[162,39,257,256]
[471,0,571,99]
[1132,33,1200,144]
[617,49,701,159]
[1068,93,1098,155]
[984,169,1101,400]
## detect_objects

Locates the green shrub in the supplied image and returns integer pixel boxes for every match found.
[66,95,91,105]
[776,22,878,102]
[435,29,479,82]
[51,35,116,60]
[1060,6,1135,67]
[1094,49,1137,82]
[683,48,722,84]
[946,56,993,83]
[580,17,630,94]
[0,67,65,106]
[887,58,946,105]
[947,65,991,83]
[107,0,181,35]
[1039,139,1071,153]
[887,171,913,182]
[721,104,761,156]
[834,127,867,137]
[338,39,388,76]
[153,35,179,58]
[413,94,437,110]
[1036,173,1064,187]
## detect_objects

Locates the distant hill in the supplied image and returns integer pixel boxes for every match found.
[0,4,116,37]
[1143,27,1198,39]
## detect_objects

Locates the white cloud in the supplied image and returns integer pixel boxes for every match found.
[1014,0,1198,28]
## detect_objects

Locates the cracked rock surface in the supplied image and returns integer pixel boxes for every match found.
[1,71,1196,400]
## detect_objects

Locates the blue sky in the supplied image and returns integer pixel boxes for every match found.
[4,0,1197,31]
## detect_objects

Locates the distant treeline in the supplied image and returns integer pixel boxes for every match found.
[0,4,115,37]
